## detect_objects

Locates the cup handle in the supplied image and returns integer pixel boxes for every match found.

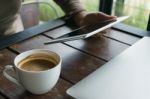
[3,65,21,85]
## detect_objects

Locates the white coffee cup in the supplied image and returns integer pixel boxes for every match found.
[3,49,61,94]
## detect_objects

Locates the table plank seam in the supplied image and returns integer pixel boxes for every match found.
[7,47,20,55]
[42,34,108,62]
[103,35,132,46]
[0,19,66,50]
[63,43,108,62]
[60,76,74,85]
[42,33,53,39]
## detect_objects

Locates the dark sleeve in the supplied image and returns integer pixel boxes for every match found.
[53,0,86,16]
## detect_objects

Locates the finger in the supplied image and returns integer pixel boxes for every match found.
[96,12,117,21]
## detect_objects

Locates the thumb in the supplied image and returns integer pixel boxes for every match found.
[96,12,117,21]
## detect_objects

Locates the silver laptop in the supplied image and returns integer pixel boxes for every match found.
[67,37,150,99]
[44,16,129,44]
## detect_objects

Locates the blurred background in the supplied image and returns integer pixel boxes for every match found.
[22,0,150,30]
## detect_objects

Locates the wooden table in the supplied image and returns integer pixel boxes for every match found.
[0,18,141,99]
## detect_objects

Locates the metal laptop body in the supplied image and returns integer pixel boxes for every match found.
[67,37,150,99]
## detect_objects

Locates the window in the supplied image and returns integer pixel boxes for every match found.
[24,0,150,36]
[112,0,150,30]
[80,0,99,11]
[99,0,150,37]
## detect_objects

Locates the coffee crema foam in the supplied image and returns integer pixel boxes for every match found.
[17,53,57,71]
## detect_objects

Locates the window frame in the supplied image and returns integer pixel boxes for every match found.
[99,0,150,37]
[147,15,150,31]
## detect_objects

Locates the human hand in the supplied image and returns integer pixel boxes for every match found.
[74,11,117,37]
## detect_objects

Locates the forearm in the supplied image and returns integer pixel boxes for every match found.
[54,0,86,16]
[54,0,88,26]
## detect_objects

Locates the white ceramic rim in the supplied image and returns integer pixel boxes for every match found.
[14,49,61,73]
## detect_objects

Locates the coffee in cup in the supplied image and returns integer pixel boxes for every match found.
[17,53,57,71]
[3,49,61,94]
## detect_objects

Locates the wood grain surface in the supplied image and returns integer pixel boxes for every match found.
[0,18,141,99]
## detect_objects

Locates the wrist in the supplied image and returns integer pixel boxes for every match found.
[73,11,88,27]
